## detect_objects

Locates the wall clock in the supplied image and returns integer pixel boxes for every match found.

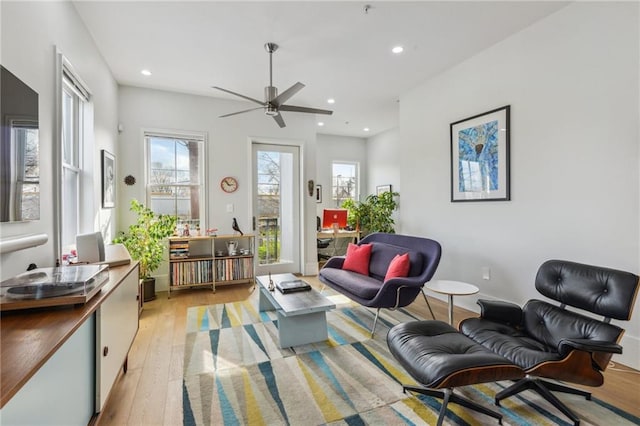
[221,176,238,193]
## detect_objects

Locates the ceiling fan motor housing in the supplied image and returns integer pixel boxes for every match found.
[264,86,278,102]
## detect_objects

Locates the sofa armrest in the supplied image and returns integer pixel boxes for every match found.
[558,338,623,356]
[322,256,345,270]
[477,299,523,327]
[382,276,425,289]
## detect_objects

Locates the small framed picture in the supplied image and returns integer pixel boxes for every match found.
[376,185,392,196]
[101,150,115,208]
[316,185,322,203]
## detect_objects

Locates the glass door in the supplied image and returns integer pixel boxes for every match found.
[252,143,301,275]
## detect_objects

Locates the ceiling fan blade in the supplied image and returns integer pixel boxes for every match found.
[279,105,333,115]
[271,82,305,108]
[272,113,286,128]
[219,107,264,118]
[211,86,265,106]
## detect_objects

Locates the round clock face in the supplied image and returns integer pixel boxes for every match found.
[221,176,238,193]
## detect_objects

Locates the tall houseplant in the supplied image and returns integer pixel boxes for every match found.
[341,191,399,237]
[114,199,177,301]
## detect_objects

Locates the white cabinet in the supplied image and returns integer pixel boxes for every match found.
[96,265,139,412]
[0,317,95,425]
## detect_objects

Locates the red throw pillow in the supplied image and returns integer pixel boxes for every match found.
[342,243,372,276]
[384,253,410,282]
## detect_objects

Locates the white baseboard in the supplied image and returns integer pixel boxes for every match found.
[305,262,319,276]
[616,334,639,370]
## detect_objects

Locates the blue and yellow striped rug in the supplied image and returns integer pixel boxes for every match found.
[183,292,639,425]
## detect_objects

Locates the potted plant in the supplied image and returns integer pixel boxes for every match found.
[341,191,399,237]
[114,199,177,301]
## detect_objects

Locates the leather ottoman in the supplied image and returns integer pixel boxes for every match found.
[387,320,524,425]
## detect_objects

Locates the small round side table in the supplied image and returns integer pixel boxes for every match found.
[425,280,479,325]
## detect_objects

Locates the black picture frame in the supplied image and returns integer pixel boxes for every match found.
[376,185,392,196]
[101,150,115,208]
[450,105,510,202]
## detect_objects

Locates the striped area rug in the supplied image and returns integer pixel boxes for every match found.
[183,291,639,425]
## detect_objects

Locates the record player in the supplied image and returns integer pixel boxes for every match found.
[0,264,110,311]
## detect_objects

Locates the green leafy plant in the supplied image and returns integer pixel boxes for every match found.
[114,199,177,279]
[341,191,399,237]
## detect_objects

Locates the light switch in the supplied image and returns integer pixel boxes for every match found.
[226,203,234,213]
[482,266,491,280]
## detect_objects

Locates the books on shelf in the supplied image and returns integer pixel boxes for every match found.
[168,235,255,291]
[170,260,213,286]
[214,257,254,281]
[169,241,190,258]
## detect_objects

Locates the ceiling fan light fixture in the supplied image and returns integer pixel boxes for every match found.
[265,107,279,117]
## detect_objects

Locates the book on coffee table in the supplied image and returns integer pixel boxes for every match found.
[276,279,311,294]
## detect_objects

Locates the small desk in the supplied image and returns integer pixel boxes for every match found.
[317,229,360,257]
[425,280,479,326]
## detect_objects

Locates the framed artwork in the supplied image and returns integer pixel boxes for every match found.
[316,185,322,203]
[450,105,510,202]
[376,184,392,196]
[101,150,115,208]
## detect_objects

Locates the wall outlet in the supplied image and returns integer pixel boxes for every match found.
[482,266,491,280]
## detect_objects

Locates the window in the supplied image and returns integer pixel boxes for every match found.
[332,161,358,207]
[60,61,91,253]
[11,119,39,221]
[145,132,205,229]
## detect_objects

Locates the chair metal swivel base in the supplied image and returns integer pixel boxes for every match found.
[404,385,503,426]
[495,376,591,426]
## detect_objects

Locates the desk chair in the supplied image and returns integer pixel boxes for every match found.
[317,216,332,261]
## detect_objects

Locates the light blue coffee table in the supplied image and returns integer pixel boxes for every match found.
[256,273,336,348]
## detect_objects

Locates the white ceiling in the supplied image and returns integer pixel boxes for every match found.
[73,1,568,138]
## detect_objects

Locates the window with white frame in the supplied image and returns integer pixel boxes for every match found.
[332,161,358,207]
[145,132,206,230]
[60,62,90,253]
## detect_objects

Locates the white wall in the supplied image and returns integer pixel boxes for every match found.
[117,86,319,286]
[0,1,119,279]
[315,133,367,216]
[400,2,640,369]
[366,127,400,198]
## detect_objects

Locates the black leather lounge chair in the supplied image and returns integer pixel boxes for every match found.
[460,259,639,426]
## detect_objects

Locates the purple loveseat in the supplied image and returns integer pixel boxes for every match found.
[319,233,441,335]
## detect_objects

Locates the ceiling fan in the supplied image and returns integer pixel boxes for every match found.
[212,42,333,128]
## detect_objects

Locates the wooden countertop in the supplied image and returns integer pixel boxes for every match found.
[0,262,139,408]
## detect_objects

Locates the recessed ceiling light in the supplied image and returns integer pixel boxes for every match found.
[363,127,370,132]
[327,98,335,104]
[318,122,325,127]
[141,69,152,76]
[392,46,404,54]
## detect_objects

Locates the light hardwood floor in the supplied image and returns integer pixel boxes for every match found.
[97,277,640,425]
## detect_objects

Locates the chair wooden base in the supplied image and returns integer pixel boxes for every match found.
[404,385,503,426]
[495,377,591,426]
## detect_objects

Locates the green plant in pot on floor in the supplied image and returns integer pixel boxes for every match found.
[114,199,177,301]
